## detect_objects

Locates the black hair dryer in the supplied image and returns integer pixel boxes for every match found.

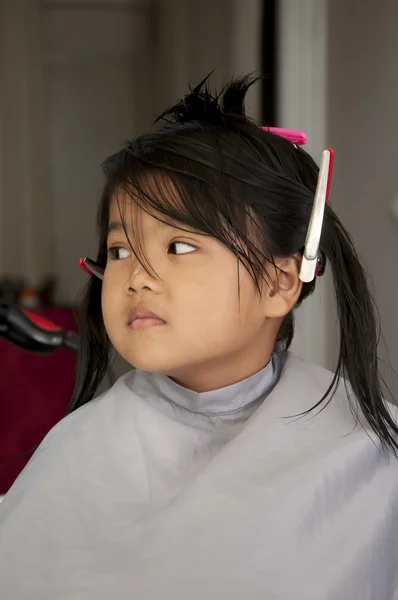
[0,304,78,354]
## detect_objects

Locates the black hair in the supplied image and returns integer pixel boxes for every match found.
[69,74,398,456]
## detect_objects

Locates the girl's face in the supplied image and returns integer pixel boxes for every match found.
[102,193,296,392]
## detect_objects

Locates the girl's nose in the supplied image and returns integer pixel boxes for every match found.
[125,262,160,294]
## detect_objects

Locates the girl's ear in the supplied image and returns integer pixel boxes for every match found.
[262,254,303,318]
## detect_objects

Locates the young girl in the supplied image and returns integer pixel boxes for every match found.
[1,75,398,599]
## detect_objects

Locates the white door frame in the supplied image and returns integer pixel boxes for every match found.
[277,0,335,369]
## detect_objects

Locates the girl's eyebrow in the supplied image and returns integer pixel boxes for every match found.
[106,219,166,237]
[107,221,125,236]
[107,218,204,237]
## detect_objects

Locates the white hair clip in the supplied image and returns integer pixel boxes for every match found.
[299,148,334,283]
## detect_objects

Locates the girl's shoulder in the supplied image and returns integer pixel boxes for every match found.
[274,351,398,449]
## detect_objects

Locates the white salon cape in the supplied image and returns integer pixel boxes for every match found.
[1,352,398,599]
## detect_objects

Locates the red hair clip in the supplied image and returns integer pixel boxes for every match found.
[78,257,104,280]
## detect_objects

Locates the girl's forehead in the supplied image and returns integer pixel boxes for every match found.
[108,192,152,231]
[108,177,178,224]
[109,191,137,219]
[107,191,185,235]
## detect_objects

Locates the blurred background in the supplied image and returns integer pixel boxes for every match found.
[1,0,398,491]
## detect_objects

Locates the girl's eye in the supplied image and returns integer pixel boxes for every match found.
[168,241,196,255]
[107,247,130,261]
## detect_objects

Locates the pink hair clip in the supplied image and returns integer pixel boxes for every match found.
[260,127,307,146]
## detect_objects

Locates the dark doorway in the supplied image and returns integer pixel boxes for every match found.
[262,0,278,125]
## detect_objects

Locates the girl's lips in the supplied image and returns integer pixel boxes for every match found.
[129,317,166,330]
[127,305,165,326]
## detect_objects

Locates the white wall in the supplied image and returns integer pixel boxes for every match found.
[43,0,153,304]
[328,0,398,373]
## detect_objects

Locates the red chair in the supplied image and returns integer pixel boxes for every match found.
[0,306,78,494]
